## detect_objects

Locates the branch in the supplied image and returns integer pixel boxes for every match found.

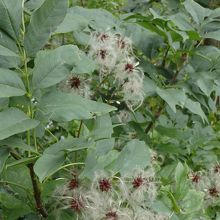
[27,163,48,218]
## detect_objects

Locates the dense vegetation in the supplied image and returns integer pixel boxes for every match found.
[0,0,220,219]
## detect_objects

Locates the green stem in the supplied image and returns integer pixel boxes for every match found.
[0,181,27,191]
[19,2,47,217]
[46,129,59,142]
[77,120,83,138]
[44,163,84,182]
[56,162,84,171]
[75,120,83,163]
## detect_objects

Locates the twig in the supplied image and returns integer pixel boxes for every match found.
[145,102,165,134]
[80,0,84,7]
[161,46,170,67]
[77,120,83,138]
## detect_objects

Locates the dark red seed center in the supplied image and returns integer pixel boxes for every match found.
[209,187,219,197]
[125,63,134,72]
[105,211,118,219]
[132,177,144,188]
[99,178,111,192]
[68,179,79,190]
[99,50,107,59]
[214,165,220,173]
[191,174,200,183]
[69,77,81,89]
[70,198,83,212]
[100,34,109,41]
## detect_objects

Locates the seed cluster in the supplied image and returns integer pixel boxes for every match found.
[55,167,169,220]
[89,31,144,110]
[190,164,220,205]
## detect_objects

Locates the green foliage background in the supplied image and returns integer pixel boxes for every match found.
[0,0,220,219]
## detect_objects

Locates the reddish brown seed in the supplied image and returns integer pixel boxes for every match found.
[124,63,134,72]
[132,177,144,188]
[191,174,200,183]
[105,211,118,219]
[70,198,83,212]
[118,39,126,49]
[214,165,220,173]
[100,33,109,41]
[99,178,111,192]
[99,50,107,59]
[68,178,79,190]
[209,187,219,197]
[69,77,81,89]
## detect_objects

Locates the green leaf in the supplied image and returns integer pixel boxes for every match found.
[174,162,189,199]
[44,137,93,154]
[0,192,31,220]
[124,23,163,58]
[66,6,117,31]
[0,146,10,173]
[181,190,204,214]
[0,137,35,152]
[34,152,66,182]
[155,125,179,138]
[24,0,68,56]
[0,45,19,57]
[55,8,88,33]
[110,139,151,175]
[34,138,93,182]
[196,77,214,96]
[81,148,119,179]
[88,114,113,140]
[6,156,38,169]
[39,90,116,121]
[25,0,44,11]
[157,88,186,112]
[0,108,39,140]
[32,45,96,89]
[94,138,115,156]
[128,121,150,143]
[32,46,72,89]
[143,76,157,96]
[3,164,32,196]
[0,68,26,98]
[185,98,208,123]
[169,12,193,31]
[0,97,8,110]
[184,0,209,25]
[0,30,20,68]
[204,30,220,41]
[0,0,22,40]
[80,139,115,179]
